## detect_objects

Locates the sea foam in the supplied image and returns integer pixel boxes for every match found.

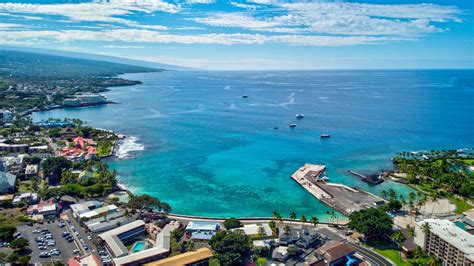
[115,136,145,159]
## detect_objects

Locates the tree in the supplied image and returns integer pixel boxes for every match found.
[310,216,319,227]
[10,238,29,250]
[185,240,194,252]
[224,218,242,229]
[257,257,268,266]
[283,224,291,235]
[300,215,307,224]
[326,210,338,224]
[385,200,402,212]
[209,230,252,266]
[407,225,416,238]
[348,208,393,239]
[257,226,266,238]
[272,211,280,221]
[390,231,405,259]
[42,157,72,183]
[268,220,277,236]
[421,222,431,235]
[289,211,296,221]
[0,225,16,241]
[170,238,182,256]
[287,245,298,256]
[6,253,18,264]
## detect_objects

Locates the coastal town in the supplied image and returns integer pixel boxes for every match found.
[0,50,473,266]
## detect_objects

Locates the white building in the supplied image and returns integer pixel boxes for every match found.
[415,218,474,265]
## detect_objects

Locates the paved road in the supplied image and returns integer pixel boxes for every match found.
[346,242,393,266]
[65,210,98,256]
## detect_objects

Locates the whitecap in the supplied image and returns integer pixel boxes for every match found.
[115,136,145,159]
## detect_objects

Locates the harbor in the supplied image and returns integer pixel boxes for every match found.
[348,170,384,185]
[291,164,387,216]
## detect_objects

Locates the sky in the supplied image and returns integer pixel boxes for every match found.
[0,0,473,70]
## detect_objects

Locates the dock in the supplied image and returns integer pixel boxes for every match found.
[291,164,386,216]
[348,170,384,185]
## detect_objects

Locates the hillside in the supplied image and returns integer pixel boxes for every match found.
[0,50,159,78]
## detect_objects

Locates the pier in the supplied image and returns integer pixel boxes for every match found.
[291,164,386,216]
[348,170,384,185]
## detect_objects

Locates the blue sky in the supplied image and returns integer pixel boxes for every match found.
[0,0,472,69]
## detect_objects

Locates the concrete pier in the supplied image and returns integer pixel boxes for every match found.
[291,164,386,216]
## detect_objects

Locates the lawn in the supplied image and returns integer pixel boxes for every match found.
[449,196,473,214]
[368,246,411,266]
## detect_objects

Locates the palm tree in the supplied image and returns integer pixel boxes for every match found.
[430,192,439,215]
[310,216,319,227]
[380,190,388,199]
[289,211,297,221]
[283,224,291,235]
[300,215,307,224]
[326,211,338,224]
[390,231,406,259]
[388,189,397,201]
[421,222,431,235]
[272,211,280,221]
[407,225,416,239]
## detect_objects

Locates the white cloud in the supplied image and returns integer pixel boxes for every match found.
[102,44,145,48]
[0,29,405,46]
[194,2,461,36]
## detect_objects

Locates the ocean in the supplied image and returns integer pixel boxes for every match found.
[33,70,474,220]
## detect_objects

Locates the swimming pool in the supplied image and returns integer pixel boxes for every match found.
[454,221,467,230]
[131,241,146,253]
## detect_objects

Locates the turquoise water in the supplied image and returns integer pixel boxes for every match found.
[131,241,145,252]
[33,70,474,220]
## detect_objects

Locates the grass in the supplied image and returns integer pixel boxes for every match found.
[0,209,33,227]
[371,247,411,266]
[449,196,473,214]
[18,181,32,193]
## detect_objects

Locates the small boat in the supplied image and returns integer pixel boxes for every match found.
[242,95,248,98]
[320,134,330,138]
[289,124,297,128]
[273,126,279,130]
[295,114,304,119]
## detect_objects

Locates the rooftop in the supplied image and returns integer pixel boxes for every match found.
[186,221,220,231]
[143,248,213,266]
[98,220,145,257]
[418,218,474,261]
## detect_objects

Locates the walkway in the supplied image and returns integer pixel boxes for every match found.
[346,242,393,266]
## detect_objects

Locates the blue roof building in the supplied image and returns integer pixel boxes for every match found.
[185,221,220,241]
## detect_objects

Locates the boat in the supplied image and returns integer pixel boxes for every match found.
[295,114,304,119]
[242,95,248,98]
[289,124,297,128]
[273,126,279,130]
[320,134,330,138]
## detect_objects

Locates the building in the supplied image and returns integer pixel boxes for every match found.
[25,164,39,176]
[0,163,17,194]
[99,220,172,265]
[279,225,321,248]
[316,241,356,266]
[415,218,474,265]
[144,248,213,266]
[185,221,220,241]
[78,204,118,221]
[0,110,13,123]
[63,94,108,107]
[0,143,28,153]
[272,246,290,262]
[68,254,101,266]
[27,201,58,218]
[98,220,147,258]
[71,200,105,218]
[12,192,39,206]
[231,223,272,237]
[85,214,130,234]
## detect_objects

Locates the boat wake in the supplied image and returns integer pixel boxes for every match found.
[115,136,145,159]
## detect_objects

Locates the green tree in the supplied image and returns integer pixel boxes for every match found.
[300,215,307,224]
[287,245,298,256]
[6,253,18,264]
[208,230,252,266]
[289,211,296,221]
[185,240,194,252]
[257,226,266,238]
[257,257,268,266]
[0,225,16,241]
[42,157,72,183]
[348,208,393,239]
[223,218,242,229]
[390,230,405,259]
[283,224,291,235]
[10,238,29,250]
[310,216,319,227]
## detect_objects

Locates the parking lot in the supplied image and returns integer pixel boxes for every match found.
[17,220,80,263]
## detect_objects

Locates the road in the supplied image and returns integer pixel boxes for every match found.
[346,242,394,266]
[65,210,98,256]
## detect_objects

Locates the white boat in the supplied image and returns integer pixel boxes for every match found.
[289,124,297,128]
[320,134,330,138]
[296,114,304,119]
[242,95,248,98]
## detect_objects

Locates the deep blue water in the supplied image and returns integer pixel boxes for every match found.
[33,70,474,220]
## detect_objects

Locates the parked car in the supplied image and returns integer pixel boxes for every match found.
[39,252,50,258]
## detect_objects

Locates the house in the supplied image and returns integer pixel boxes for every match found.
[68,254,101,266]
[0,109,13,123]
[316,241,356,266]
[185,221,220,241]
[12,192,39,206]
[279,225,321,248]
[27,201,58,218]
[0,163,17,194]
[25,164,39,176]
[71,200,105,218]
[232,223,272,237]
[272,246,290,262]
